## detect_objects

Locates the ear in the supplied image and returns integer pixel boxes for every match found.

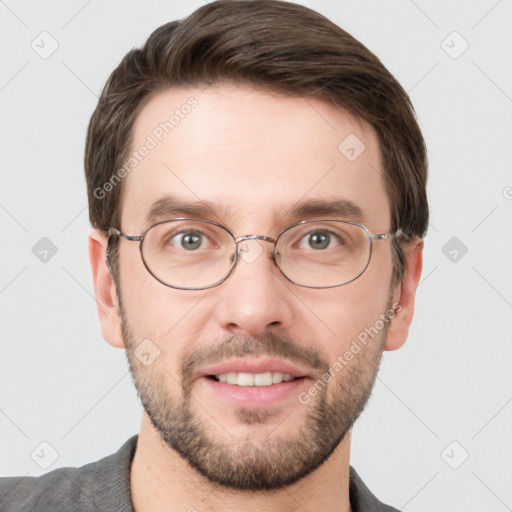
[88,229,125,348]
[384,239,424,351]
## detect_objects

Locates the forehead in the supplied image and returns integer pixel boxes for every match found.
[121,84,390,233]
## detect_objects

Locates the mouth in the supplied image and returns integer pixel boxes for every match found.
[196,357,312,408]
[209,371,297,386]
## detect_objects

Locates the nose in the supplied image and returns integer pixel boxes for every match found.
[213,238,294,338]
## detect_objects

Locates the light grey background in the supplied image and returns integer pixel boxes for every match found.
[1,1,511,511]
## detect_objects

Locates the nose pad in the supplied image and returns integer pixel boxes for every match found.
[228,242,279,272]
[229,237,280,271]
[237,240,265,264]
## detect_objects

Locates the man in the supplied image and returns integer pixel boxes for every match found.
[0,0,427,510]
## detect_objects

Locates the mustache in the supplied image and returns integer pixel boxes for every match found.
[180,331,330,387]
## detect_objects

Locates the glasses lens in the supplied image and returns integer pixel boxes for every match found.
[141,220,236,289]
[275,221,371,287]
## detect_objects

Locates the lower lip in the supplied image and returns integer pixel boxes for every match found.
[200,376,308,408]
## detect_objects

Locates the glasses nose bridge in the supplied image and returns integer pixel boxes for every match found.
[234,234,276,245]
[232,234,278,266]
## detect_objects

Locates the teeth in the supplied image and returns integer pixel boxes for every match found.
[214,371,296,386]
[254,372,272,386]
[237,372,254,386]
[272,371,284,383]
[226,372,237,385]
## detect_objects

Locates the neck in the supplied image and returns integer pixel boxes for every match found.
[130,415,353,512]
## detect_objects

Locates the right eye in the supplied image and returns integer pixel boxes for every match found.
[168,230,210,251]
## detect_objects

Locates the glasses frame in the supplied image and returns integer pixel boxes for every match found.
[107,218,405,290]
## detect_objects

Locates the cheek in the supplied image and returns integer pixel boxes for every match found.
[118,247,209,364]
[118,247,155,327]
[307,255,393,365]
[118,247,175,340]
[355,240,395,302]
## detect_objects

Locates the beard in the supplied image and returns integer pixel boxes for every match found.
[120,298,391,491]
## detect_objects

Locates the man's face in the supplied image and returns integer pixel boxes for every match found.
[115,84,397,490]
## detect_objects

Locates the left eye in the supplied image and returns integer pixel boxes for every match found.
[169,230,209,250]
[298,230,342,250]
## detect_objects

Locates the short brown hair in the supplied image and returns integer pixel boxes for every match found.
[85,0,428,286]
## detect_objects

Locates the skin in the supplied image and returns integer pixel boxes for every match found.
[89,84,423,512]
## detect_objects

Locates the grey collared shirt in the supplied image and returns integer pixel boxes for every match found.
[0,435,400,511]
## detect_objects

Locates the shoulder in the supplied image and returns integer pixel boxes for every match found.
[0,436,137,512]
[349,466,402,512]
[0,462,95,512]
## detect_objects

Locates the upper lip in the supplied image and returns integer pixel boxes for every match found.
[197,357,313,379]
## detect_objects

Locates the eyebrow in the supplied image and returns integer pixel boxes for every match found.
[285,198,364,223]
[145,194,365,226]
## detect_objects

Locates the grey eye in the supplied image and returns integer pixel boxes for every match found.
[170,231,205,250]
[308,232,331,250]
[298,230,342,250]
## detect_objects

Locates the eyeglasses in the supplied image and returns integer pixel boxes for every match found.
[107,218,404,290]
